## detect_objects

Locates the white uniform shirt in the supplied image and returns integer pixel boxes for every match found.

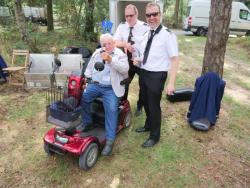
[139,25,179,72]
[114,20,149,48]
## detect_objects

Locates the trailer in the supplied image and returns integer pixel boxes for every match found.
[109,0,164,33]
[0,6,12,25]
[0,6,11,17]
[23,6,47,25]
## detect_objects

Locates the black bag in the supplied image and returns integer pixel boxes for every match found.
[167,88,194,102]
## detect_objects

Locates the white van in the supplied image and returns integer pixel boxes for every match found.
[183,0,250,36]
[109,0,164,33]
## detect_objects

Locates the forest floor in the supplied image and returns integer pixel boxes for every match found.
[0,29,249,188]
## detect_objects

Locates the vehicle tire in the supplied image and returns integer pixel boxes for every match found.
[44,143,54,156]
[246,30,250,36]
[196,27,207,36]
[124,111,132,128]
[79,143,99,170]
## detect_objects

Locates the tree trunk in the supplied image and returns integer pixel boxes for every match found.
[47,0,54,31]
[14,0,40,52]
[70,1,81,36]
[202,0,232,78]
[179,0,184,24]
[84,0,96,41]
[173,0,180,28]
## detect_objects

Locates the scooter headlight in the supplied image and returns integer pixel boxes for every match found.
[55,134,68,144]
[71,80,76,87]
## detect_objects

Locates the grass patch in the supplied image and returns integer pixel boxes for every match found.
[226,37,250,64]
[1,29,250,188]
[46,157,70,183]
[222,95,250,157]
[3,91,46,121]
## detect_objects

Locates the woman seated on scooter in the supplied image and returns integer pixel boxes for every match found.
[80,33,129,156]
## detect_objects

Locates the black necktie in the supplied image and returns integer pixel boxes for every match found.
[142,24,163,65]
[127,27,134,62]
[128,27,133,42]
[142,30,155,65]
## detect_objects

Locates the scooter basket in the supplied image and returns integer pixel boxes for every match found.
[49,101,81,122]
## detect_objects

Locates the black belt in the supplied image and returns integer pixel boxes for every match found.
[86,78,111,87]
[87,78,130,86]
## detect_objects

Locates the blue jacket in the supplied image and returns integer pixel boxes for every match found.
[188,72,226,125]
[0,55,8,81]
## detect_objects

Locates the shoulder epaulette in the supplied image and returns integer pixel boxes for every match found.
[143,22,148,26]
[143,31,148,36]
[165,28,172,33]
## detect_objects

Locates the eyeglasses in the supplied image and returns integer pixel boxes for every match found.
[145,12,159,18]
[125,14,135,18]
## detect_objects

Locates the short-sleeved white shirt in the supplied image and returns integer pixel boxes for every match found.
[114,20,149,45]
[139,25,179,72]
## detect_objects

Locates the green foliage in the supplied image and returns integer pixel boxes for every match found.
[23,0,46,6]
[163,0,189,28]
[0,0,11,6]
[52,0,108,40]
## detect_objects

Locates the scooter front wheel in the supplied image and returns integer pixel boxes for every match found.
[44,143,55,156]
[79,143,99,170]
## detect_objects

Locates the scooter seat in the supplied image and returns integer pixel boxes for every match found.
[90,97,124,125]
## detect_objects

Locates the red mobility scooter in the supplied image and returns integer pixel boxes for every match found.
[44,70,132,170]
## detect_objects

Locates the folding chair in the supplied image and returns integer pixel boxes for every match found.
[3,49,29,86]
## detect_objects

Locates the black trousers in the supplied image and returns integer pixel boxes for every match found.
[139,69,167,141]
[123,61,143,109]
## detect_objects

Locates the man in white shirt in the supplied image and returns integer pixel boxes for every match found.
[134,2,180,148]
[81,33,129,156]
[114,4,149,116]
